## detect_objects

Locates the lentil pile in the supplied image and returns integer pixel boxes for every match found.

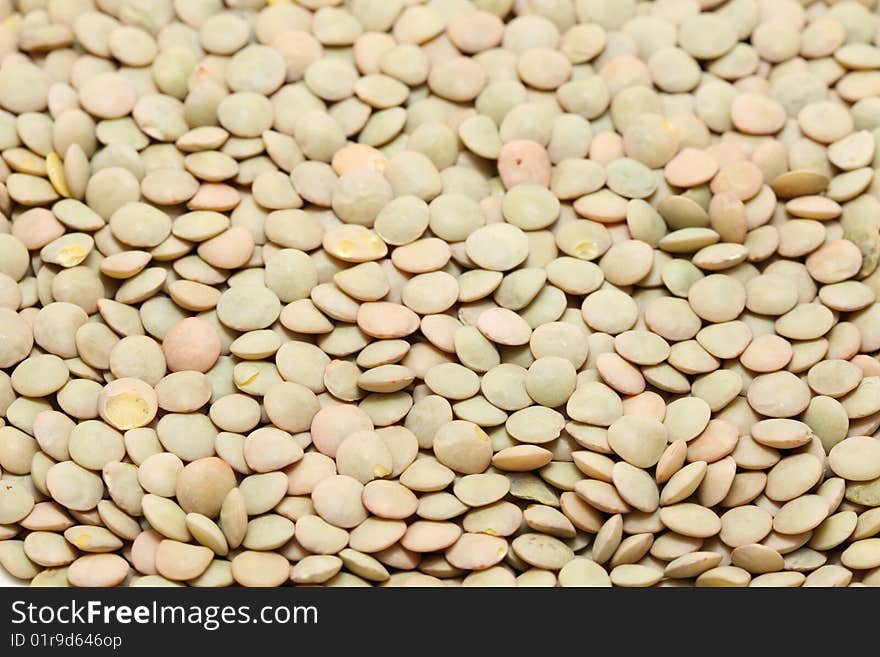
[0,0,879,590]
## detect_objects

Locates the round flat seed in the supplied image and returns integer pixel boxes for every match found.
[771,170,829,198]
[445,532,509,571]
[773,495,830,536]
[506,407,565,445]
[155,540,213,581]
[810,512,858,552]
[720,506,773,548]
[829,437,880,482]
[324,225,387,263]
[433,421,493,474]
[46,462,103,512]
[659,504,722,539]
[751,419,813,449]
[600,240,654,286]
[0,481,34,525]
[175,458,236,519]
[679,14,737,60]
[613,462,659,513]
[696,565,751,587]
[97,378,158,431]
[357,302,419,339]
[665,552,723,579]
[244,426,302,472]
[68,554,129,588]
[582,289,638,335]
[665,148,718,188]
[688,274,746,323]
[558,558,611,587]
[567,382,623,427]
[401,521,462,553]
[610,564,663,588]
[0,309,34,369]
[493,446,554,472]
[465,223,529,272]
[747,373,812,418]
[511,533,574,570]
[766,454,824,503]
[110,202,171,248]
[231,551,290,588]
[612,416,667,468]
[68,420,124,471]
[477,308,532,346]
[841,539,880,570]
[11,355,68,397]
[363,480,418,520]
[335,433,393,484]
[730,94,786,135]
